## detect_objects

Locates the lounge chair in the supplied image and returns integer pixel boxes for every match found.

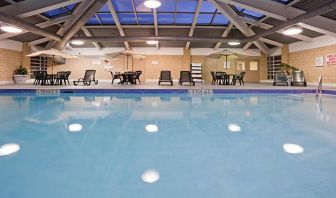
[232,72,246,86]
[73,70,98,85]
[273,72,288,86]
[158,70,173,86]
[179,71,195,86]
[111,72,122,84]
[291,70,307,86]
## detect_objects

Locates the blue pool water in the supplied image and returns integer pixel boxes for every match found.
[0,93,336,198]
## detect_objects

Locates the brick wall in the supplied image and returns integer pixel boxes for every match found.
[0,48,22,81]
[289,45,336,83]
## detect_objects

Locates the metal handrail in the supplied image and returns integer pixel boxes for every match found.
[316,75,323,98]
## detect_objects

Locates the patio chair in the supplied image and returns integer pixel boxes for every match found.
[216,71,228,85]
[232,72,246,86]
[111,72,122,84]
[33,71,49,85]
[158,70,173,86]
[291,70,307,86]
[179,71,195,86]
[133,70,142,84]
[64,71,71,85]
[73,70,98,86]
[211,71,219,85]
[273,72,288,86]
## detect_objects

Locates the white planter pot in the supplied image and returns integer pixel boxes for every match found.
[13,75,29,84]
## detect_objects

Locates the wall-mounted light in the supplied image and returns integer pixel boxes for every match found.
[0,25,22,33]
[144,0,161,8]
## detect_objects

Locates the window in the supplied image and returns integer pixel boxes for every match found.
[237,61,245,71]
[250,62,258,71]
[267,56,282,79]
[30,56,48,78]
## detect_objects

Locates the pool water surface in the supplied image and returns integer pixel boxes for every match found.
[0,93,335,198]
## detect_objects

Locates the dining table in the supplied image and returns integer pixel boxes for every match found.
[118,72,136,84]
[215,72,237,85]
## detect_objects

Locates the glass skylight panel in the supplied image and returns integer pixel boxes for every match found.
[97,13,115,24]
[233,5,264,19]
[117,13,137,24]
[157,13,174,24]
[242,9,264,18]
[157,0,176,12]
[200,0,216,13]
[212,14,229,25]
[176,0,197,12]
[86,16,101,25]
[99,4,110,12]
[175,13,194,24]
[137,13,154,24]
[271,0,293,4]
[112,0,133,12]
[197,14,213,25]
[43,3,77,18]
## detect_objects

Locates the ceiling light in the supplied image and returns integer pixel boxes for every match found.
[145,124,159,133]
[71,40,84,45]
[228,41,241,46]
[68,123,83,132]
[228,123,241,132]
[283,143,304,154]
[144,0,161,8]
[282,26,303,36]
[0,25,22,33]
[0,143,20,156]
[141,169,160,183]
[146,40,159,45]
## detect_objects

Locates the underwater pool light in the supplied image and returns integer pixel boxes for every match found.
[68,123,83,132]
[283,143,304,154]
[0,143,20,156]
[145,124,159,133]
[228,123,241,132]
[141,169,160,183]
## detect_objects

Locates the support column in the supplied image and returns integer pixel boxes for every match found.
[259,52,268,81]
[182,48,191,70]
[21,42,31,71]
[281,44,290,64]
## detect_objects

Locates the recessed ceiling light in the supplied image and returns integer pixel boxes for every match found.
[141,169,160,183]
[145,124,159,133]
[283,143,304,154]
[228,41,241,46]
[228,123,241,132]
[146,40,159,45]
[0,143,20,156]
[68,123,83,132]
[0,25,22,33]
[282,26,303,36]
[144,0,161,8]
[71,40,84,45]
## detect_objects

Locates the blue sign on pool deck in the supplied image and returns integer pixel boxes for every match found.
[0,93,335,198]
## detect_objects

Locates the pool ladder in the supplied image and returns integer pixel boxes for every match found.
[316,75,323,99]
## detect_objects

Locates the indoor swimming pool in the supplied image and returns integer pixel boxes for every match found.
[0,92,335,198]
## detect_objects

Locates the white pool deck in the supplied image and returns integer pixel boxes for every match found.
[0,82,334,91]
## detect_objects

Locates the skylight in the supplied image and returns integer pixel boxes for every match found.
[42,3,77,19]
[233,5,265,20]
[271,0,294,5]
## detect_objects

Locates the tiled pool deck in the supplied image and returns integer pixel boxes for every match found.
[0,82,335,94]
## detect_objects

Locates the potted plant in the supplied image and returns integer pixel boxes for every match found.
[280,63,297,76]
[13,65,29,84]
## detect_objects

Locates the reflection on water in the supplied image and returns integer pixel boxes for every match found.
[0,143,20,156]
[141,169,160,183]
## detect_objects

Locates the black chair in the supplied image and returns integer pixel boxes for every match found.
[216,71,228,85]
[73,70,98,85]
[210,71,219,85]
[291,70,307,86]
[179,71,195,86]
[273,72,288,86]
[133,70,142,84]
[111,72,122,84]
[64,71,71,85]
[232,72,246,86]
[123,72,135,84]
[158,70,173,86]
[33,71,49,85]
